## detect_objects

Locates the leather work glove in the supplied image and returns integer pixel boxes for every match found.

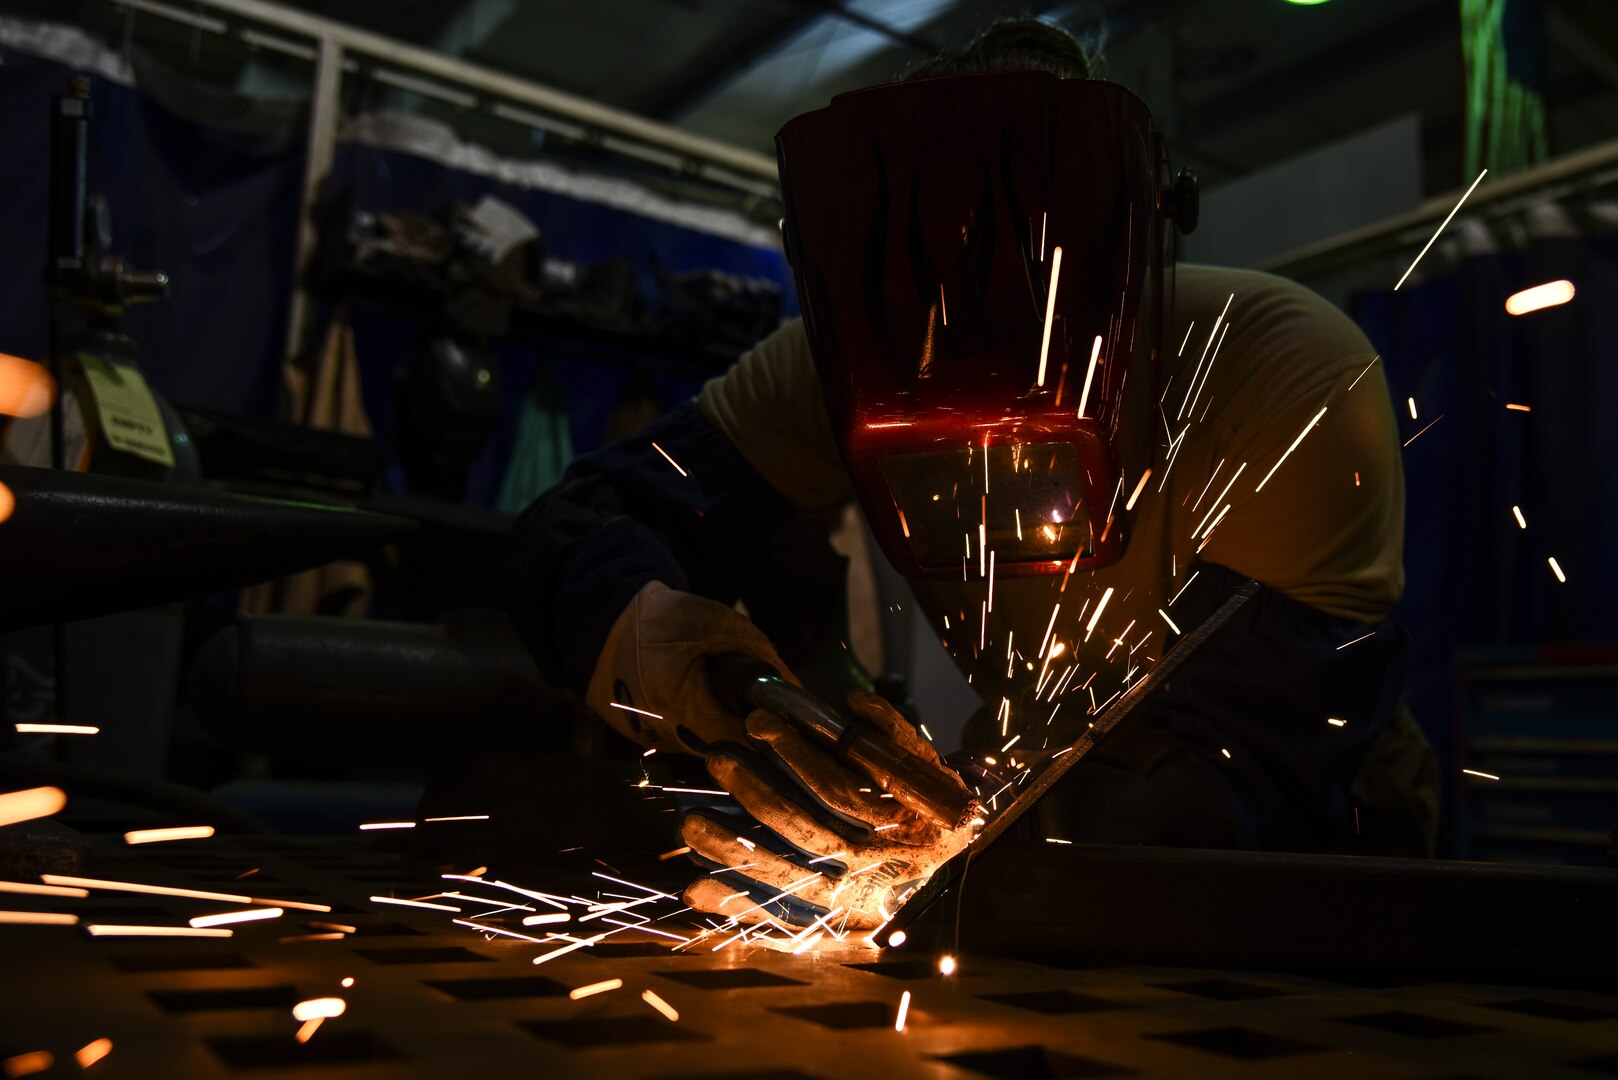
[681,690,976,933]
[585,581,801,754]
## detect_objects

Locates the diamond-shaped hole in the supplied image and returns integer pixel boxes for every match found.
[1335,1011,1498,1039]
[354,947,492,965]
[1156,979,1291,1000]
[934,1046,1135,1079]
[519,1016,706,1048]
[844,961,939,980]
[110,952,256,973]
[424,976,567,1000]
[1148,1026,1325,1060]
[654,969,807,990]
[770,1002,896,1030]
[148,986,299,1013]
[1484,998,1618,1023]
[978,989,1134,1015]
[207,1031,399,1069]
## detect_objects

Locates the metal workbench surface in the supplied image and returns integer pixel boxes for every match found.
[2,833,1615,1079]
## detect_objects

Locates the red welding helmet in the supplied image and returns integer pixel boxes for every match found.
[777,72,1195,579]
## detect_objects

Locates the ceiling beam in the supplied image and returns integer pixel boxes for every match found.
[648,3,831,120]
[1182,0,1456,139]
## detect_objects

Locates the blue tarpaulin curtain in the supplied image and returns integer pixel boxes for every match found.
[1353,226,1618,809]
[0,46,303,419]
[0,32,793,510]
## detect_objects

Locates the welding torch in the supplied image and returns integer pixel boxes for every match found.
[706,653,982,832]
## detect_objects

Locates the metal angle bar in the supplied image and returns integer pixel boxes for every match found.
[1259,131,1618,277]
[105,0,778,182]
[883,578,1261,941]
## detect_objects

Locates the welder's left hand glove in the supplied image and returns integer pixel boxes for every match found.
[680,690,976,932]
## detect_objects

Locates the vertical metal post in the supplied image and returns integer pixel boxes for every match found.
[283,34,343,379]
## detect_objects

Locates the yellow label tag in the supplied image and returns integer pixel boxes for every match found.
[80,355,175,468]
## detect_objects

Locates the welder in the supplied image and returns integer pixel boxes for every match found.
[507,21,1439,930]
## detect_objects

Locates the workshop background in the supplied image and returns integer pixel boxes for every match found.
[0,1,1616,1077]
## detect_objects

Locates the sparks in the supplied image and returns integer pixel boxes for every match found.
[0,881,87,898]
[124,826,215,845]
[2,1052,53,1078]
[1327,718,1347,727]
[0,786,66,828]
[74,1039,112,1069]
[895,990,912,1032]
[1192,464,1247,536]
[888,929,908,947]
[423,815,490,822]
[1124,469,1152,512]
[1220,748,1232,759]
[1255,407,1328,492]
[1395,168,1486,290]
[1084,589,1113,641]
[190,907,282,928]
[1158,609,1181,635]
[1336,631,1376,650]
[1407,397,1418,420]
[569,978,623,1000]
[642,989,680,1022]
[1076,334,1102,418]
[1403,414,1444,447]
[521,912,572,926]
[0,911,78,925]
[42,875,330,912]
[370,896,461,913]
[1039,603,1061,656]
[13,723,99,735]
[1462,768,1500,781]
[1512,505,1527,529]
[1505,402,1531,412]
[1548,557,1567,583]
[1037,246,1064,386]
[938,955,957,976]
[610,702,664,720]
[292,997,346,1022]
[650,441,689,477]
[85,925,233,938]
[1505,279,1575,315]
[357,821,415,831]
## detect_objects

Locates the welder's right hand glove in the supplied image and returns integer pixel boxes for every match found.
[680,691,977,933]
[584,580,801,755]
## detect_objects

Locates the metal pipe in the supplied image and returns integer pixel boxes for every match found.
[1258,131,1618,278]
[282,34,342,372]
[105,0,778,181]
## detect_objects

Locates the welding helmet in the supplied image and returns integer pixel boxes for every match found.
[777,71,1197,579]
